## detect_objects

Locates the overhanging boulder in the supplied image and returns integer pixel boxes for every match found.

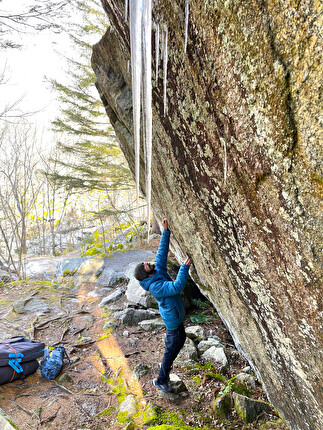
[91,1,322,428]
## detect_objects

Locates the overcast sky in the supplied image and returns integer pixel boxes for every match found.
[0,0,75,135]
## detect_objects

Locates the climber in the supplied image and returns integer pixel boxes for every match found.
[133,218,192,393]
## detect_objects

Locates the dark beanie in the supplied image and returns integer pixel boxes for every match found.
[134,263,148,281]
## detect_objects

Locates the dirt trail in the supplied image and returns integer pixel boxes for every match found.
[0,264,286,429]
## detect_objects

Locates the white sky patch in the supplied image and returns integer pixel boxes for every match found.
[0,0,75,136]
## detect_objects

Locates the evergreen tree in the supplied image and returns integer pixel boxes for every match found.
[49,0,134,193]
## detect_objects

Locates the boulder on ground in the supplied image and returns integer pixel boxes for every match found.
[126,277,158,309]
[118,394,137,419]
[55,257,87,277]
[75,258,105,287]
[201,346,228,370]
[0,407,19,430]
[176,337,199,363]
[13,297,51,315]
[169,373,187,393]
[197,338,222,354]
[138,318,164,331]
[233,392,271,423]
[213,393,232,418]
[0,269,17,285]
[99,288,124,307]
[234,372,257,389]
[185,325,205,342]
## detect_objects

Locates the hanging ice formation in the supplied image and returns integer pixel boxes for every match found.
[128,1,189,231]
[130,0,143,206]
[184,0,189,53]
[162,25,168,116]
[155,22,160,86]
[125,0,128,21]
[129,0,152,232]
[142,0,152,235]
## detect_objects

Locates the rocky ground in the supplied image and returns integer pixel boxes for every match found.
[0,238,289,430]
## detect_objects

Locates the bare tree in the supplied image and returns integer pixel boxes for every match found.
[0,0,69,49]
[0,122,40,276]
[37,146,72,255]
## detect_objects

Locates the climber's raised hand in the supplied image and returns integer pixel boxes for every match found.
[162,218,168,230]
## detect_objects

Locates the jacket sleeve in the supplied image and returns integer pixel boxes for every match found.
[154,264,190,297]
[154,229,171,272]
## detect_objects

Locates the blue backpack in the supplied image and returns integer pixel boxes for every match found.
[40,346,70,380]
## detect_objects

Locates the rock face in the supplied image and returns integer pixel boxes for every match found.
[91,1,322,429]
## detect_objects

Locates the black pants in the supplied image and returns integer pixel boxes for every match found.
[158,323,186,383]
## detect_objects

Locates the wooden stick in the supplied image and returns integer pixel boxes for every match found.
[52,380,74,395]
[11,400,40,421]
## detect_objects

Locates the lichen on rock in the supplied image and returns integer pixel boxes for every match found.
[91,1,322,429]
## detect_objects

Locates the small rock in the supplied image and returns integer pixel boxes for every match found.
[123,330,130,337]
[201,346,228,370]
[129,337,139,347]
[80,315,95,325]
[213,393,232,418]
[208,330,222,342]
[99,287,112,295]
[70,356,80,364]
[185,325,205,342]
[242,366,251,374]
[99,288,124,307]
[119,394,137,418]
[197,338,222,354]
[134,363,150,378]
[169,373,187,393]
[103,320,117,330]
[157,391,180,400]
[233,392,271,423]
[105,304,124,312]
[78,337,93,344]
[235,372,256,389]
[57,373,73,384]
[138,318,164,331]
[114,308,159,326]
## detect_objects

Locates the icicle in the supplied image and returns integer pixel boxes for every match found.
[130,0,143,205]
[155,22,160,87]
[125,0,128,21]
[142,0,153,236]
[160,25,165,59]
[184,0,189,53]
[163,25,168,117]
[127,59,130,73]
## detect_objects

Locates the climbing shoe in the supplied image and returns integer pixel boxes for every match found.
[153,377,172,393]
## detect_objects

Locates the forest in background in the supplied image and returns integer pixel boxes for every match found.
[0,0,145,279]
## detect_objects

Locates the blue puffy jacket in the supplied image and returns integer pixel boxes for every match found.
[139,229,190,330]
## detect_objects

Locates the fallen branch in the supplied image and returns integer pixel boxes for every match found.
[11,400,40,421]
[124,351,140,358]
[52,380,74,395]
[70,340,95,348]
[30,316,38,339]
[35,315,63,329]
[40,406,61,425]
